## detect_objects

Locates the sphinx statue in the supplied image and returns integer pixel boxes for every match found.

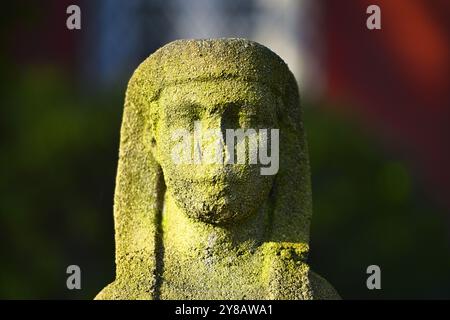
[96,38,339,300]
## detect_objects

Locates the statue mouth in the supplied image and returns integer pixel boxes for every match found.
[188,172,250,187]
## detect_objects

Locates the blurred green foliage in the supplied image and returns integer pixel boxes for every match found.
[305,104,450,299]
[0,68,120,299]
[0,69,449,299]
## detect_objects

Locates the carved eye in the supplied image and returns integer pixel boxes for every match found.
[239,108,258,128]
[245,104,277,129]
[221,103,240,131]
[181,111,200,131]
[166,103,200,131]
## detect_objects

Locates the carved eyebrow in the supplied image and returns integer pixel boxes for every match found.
[164,100,202,112]
[159,102,201,124]
[218,100,258,109]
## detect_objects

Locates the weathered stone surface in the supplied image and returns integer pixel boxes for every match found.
[96,38,339,300]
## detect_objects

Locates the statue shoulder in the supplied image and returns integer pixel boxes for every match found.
[309,271,341,300]
[95,280,154,300]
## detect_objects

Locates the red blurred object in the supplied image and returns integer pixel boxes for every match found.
[324,0,450,209]
[8,0,79,69]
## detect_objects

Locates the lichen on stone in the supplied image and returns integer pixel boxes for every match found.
[95,38,339,300]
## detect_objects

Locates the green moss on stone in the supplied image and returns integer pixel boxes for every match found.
[95,38,339,300]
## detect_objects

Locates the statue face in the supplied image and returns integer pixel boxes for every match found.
[154,79,278,225]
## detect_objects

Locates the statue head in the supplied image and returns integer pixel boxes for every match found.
[152,50,286,225]
[129,39,310,229]
[97,39,331,299]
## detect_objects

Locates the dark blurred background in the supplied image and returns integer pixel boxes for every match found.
[0,0,449,299]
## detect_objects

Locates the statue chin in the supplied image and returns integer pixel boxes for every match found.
[185,205,246,226]
[163,166,275,225]
[167,180,267,225]
[170,190,254,225]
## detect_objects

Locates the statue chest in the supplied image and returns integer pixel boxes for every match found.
[159,249,269,299]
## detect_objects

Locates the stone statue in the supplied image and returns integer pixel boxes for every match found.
[96,39,339,300]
